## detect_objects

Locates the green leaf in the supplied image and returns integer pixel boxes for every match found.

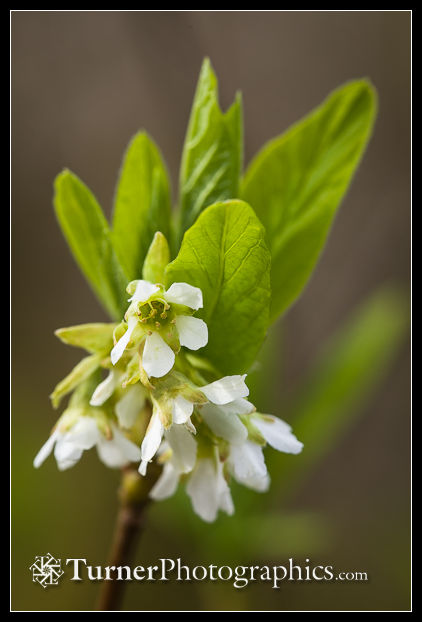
[178,59,243,237]
[166,200,271,375]
[112,132,171,280]
[55,323,116,354]
[142,231,170,284]
[266,286,409,497]
[241,80,377,322]
[50,353,103,409]
[54,170,128,320]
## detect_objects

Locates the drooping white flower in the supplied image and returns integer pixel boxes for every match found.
[227,440,270,492]
[151,444,233,523]
[149,401,304,522]
[33,416,141,471]
[89,369,121,407]
[165,424,197,473]
[110,317,138,367]
[199,402,250,445]
[251,414,304,454]
[138,411,164,476]
[186,453,234,523]
[110,280,208,379]
[199,375,249,404]
[149,459,180,500]
[138,374,250,475]
[114,384,146,429]
[138,395,196,476]
[89,370,146,429]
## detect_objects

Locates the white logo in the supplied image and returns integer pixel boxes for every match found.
[29,553,64,588]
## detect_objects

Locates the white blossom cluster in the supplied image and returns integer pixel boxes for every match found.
[35,279,303,522]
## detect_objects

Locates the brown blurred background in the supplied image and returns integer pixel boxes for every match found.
[11,11,410,611]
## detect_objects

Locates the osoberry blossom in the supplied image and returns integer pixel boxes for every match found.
[36,266,304,523]
[33,415,141,471]
[149,397,303,522]
[89,369,146,429]
[150,445,234,523]
[110,279,208,379]
[138,374,249,475]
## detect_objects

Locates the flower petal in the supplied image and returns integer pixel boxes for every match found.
[53,418,101,471]
[150,462,180,500]
[186,458,220,523]
[63,417,101,450]
[200,403,248,445]
[97,425,141,468]
[220,398,255,416]
[129,280,160,303]
[184,418,197,435]
[165,283,203,310]
[186,456,234,522]
[252,415,304,454]
[54,439,84,471]
[139,412,164,474]
[115,384,145,428]
[228,441,269,492]
[138,460,148,476]
[110,316,138,365]
[90,370,118,406]
[142,332,175,378]
[33,429,60,468]
[200,375,249,405]
[216,460,235,516]
[165,425,197,473]
[172,396,194,425]
[175,315,208,350]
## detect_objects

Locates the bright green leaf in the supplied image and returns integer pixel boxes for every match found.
[166,200,271,375]
[242,80,377,322]
[178,59,243,237]
[54,170,128,320]
[142,231,170,284]
[112,132,171,280]
[55,323,116,354]
[50,353,103,409]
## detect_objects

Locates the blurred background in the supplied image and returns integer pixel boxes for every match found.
[11,11,410,611]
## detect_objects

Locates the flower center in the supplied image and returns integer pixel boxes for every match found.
[137,299,171,329]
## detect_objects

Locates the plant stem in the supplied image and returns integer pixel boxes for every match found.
[96,463,161,611]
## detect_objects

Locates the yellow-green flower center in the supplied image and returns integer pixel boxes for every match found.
[137,299,171,329]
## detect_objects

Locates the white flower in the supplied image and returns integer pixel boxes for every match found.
[227,441,270,492]
[115,384,146,429]
[138,410,165,476]
[110,317,138,367]
[251,414,304,454]
[186,453,234,523]
[33,417,141,471]
[138,396,197,476]
[89,370,146,429]
[151,448,234,523]
[149,406,304,522]
[149,459,180,501]
[138,374,250,475]
[142,331,175,379]
[89,369,121,407]
[110,280,208,379]
[199,374,249,404]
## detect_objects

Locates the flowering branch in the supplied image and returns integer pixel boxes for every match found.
[35,57,377,611]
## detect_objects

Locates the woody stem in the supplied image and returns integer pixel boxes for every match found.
[96,463,161,611]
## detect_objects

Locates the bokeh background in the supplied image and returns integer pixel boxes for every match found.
[11,11,411,611]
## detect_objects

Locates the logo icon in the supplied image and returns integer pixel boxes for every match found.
[29,553,64,588]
